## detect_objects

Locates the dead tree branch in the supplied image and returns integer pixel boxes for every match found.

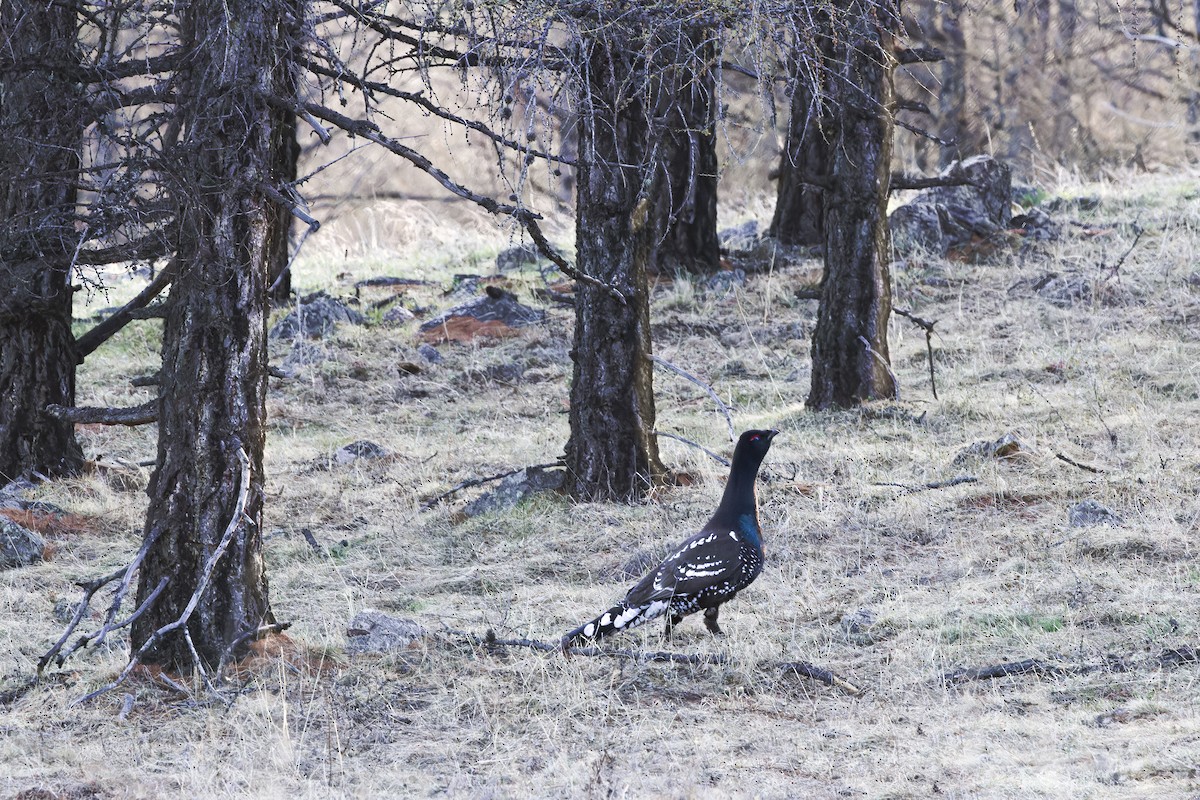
[650,355,735,441]
[780,661,865,696]
[302,101,624,304]
[1055,452,1105,474]
[72,448,253,705]
[872,475,979,494]
[76,259,177,357]
[942,647,1200,685]
[893,307,938,399]
[46,401,157,426]
[653,431,730,467]
[419,461,563,510]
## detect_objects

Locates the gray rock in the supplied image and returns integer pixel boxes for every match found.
[705,268,746,294]
[417,343,443,364]
[346,611,427,654]
[270,292,365,340]
[718,220,759,250]
[0,517,45,570]
[280,341,327,372]
[53,597,82,623]
[334,440,390,464]
[419,285,546,337]
[462,466,565,518]
[1069,500,1123,528]
[1011,207,1061,241]
[889,201,946,254]
[953,433,1030,464]
[496,244,543,273]
[890,155,1013,256]
[382,305,415,324]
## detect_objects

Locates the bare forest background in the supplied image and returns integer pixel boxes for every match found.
[2,0,1199,797]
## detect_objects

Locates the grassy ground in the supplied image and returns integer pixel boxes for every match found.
[3,168,1200,799]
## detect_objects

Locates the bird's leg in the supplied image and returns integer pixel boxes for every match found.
[664,613,684,639]
[703,606,724,636]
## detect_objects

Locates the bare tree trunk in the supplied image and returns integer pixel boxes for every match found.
[653,27,721,275]
[938,0,970,166]
[565,34,664,502]
[267,0,303,306]
[1049,0,1079,152]
[267,113,299,306]
[1190,0,1200,149]
[807,0,899,410]
[769,53,829,247]
[0,0,85,483]
[131,0,290,670]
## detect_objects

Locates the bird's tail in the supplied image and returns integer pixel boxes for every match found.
[560,599,668,654]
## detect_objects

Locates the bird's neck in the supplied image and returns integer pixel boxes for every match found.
[710,469,762,544]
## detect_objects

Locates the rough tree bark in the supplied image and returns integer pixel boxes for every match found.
[937,0,970,167]
[768,53,829,247]
[267,0,303,306]
[652,27,721,275]
[267,113,299,305]
[564,33,665,502]
[0,0,85,483]
[807,0,900,410]
[131,0,289,669]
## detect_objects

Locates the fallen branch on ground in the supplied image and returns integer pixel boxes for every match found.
[444,628,864,695]
[419,461,563,510]
[872,475,979,494]
[943,647,1200,685]
[1055,452,1105,474]
[71,449,263,705]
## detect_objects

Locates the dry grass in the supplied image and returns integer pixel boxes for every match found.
[4,168,1200,799]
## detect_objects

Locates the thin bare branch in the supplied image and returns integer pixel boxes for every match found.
[650,355,735,441]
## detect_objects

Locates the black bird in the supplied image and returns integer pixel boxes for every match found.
[562,429,778,651]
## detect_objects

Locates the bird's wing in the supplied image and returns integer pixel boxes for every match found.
[624,528,745,606]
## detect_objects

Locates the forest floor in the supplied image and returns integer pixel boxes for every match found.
[3,168,1200,799]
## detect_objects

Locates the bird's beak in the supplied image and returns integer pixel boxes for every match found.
[767,430,779,441]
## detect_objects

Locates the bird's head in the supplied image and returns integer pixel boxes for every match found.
[733,429,778,467]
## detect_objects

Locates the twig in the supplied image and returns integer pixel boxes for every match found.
[73,448,253,706]
[653,431,730,467]
[893,307,938,399]
[116,693,135,721]
[419,462,562,510]
[300,528,323,554]
[45,401,157,426]
[261,182,321,231]
[1055,452,1105,474]
[872,475,978,494]
[649,355,735,442]
[1101,225,1142,281]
